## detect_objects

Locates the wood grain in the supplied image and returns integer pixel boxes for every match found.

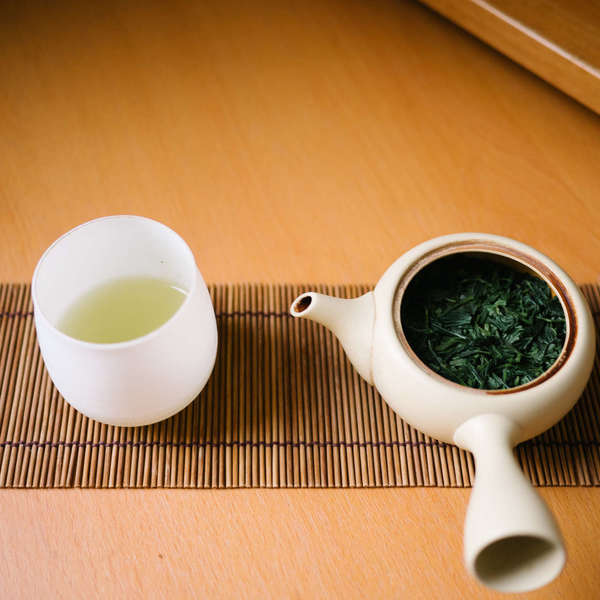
[1,489,600,600]
[2,0,600,286]
[419,0,600,114]
[1,0,600,598]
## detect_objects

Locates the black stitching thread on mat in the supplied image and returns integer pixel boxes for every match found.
[0,310,291,319]
[3,310,600,319]
[3,306,600,319]
[217,311,289,318]
[0,439,598,450]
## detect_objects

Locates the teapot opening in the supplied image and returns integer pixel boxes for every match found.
[473,534,565,593]
[392,242,576,394]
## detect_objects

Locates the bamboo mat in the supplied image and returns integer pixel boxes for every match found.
[1,283,599,488]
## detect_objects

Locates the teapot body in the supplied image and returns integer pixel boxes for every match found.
[369,233,595,444]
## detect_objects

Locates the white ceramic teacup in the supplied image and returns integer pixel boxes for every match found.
[32,215,218,427]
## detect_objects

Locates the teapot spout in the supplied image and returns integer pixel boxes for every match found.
[290,290,375,384]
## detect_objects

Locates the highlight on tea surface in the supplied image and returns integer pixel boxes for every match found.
[58,276,187,343]
[400,255,567,390]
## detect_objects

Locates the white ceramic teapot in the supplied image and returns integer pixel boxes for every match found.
[290,233,595,593]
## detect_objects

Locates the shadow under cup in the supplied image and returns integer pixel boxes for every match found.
[32,215,218,427]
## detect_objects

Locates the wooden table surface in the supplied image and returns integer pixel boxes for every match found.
[1,1,599,598]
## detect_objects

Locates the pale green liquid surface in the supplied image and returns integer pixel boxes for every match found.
[57,276,187,343]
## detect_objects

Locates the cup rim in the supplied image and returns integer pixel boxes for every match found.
[31,214,198,350]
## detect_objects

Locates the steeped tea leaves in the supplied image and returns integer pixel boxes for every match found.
[400,255,566,390]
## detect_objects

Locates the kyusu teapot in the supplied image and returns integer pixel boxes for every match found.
[290,233,595,593]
